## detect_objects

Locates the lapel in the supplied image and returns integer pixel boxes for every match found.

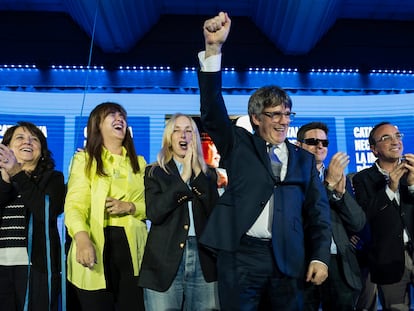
[367,164,383,180]
[366,164,389,191]
[367,162,410,190]
[166,159,180,175]
[366,164,410,218]
[284,140,301,180]
[166,158,195,184]
[252,135,300,183]
[252,132,272,174]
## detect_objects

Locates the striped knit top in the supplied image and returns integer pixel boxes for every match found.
[0,194,29,265]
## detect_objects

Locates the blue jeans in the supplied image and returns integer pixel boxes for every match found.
[144,236,219,311]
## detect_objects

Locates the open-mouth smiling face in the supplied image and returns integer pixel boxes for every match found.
[101,111,127,142]
[171,116,193,159]
[371,124,404,161]
[8,126,42,168]
[253,107,291,145]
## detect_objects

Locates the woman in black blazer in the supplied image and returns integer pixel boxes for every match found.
[138,113,219,311]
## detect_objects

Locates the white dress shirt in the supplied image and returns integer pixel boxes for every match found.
[247,143,288,238]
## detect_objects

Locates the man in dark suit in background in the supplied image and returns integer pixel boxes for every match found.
[353,121,414,311]
[198,12,331,311]
[296,122,366,310]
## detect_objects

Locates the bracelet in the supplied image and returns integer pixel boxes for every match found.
[323,180,335,192]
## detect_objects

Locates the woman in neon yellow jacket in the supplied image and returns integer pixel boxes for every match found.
[65,102,147,311]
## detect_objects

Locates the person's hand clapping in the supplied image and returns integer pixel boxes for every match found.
[0,143,22,180]
[180,142,193,183]
[191,138,201,178]
[388,157,409,192]
[402,153,414,186]
[325,152,349,194]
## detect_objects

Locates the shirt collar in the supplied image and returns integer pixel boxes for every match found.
[173,158,183,174]
[102,146,127,159]
[319,163,326,181]
[374,161,389,177]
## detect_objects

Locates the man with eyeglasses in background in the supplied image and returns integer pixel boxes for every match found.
[296,122,366,310]
[198,12,331,311]
[353,121,414,311]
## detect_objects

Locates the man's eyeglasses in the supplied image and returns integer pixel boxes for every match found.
[300,138,329,147]
[261,111,296,121]
[375,133,404,143]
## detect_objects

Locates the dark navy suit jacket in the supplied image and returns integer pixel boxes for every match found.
[198,71,331,279]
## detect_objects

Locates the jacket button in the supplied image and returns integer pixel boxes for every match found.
[184,225,189,230]
[179,243,185,248]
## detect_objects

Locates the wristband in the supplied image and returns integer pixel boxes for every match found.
[324,180,335,192]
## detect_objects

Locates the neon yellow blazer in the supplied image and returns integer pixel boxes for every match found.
[65,148,147,290]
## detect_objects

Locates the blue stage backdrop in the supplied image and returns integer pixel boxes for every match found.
[345,116,414,172]
[0,90,412,180]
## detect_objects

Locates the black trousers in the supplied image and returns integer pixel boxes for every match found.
[0,264,60,311]
[75,226,144,311]
[0,265,27,311]
[303,255,359,311]
[217,235,304,311]
[30,267,61,311]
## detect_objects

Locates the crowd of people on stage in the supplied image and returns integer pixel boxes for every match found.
[1,11,413,311]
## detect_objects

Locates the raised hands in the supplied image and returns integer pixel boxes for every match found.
[388,153,414,191]
[203,11,231,58]
[325,152,350,194]
[403,153,414,186]
[180,141,201,183]
[0,143,22,181]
